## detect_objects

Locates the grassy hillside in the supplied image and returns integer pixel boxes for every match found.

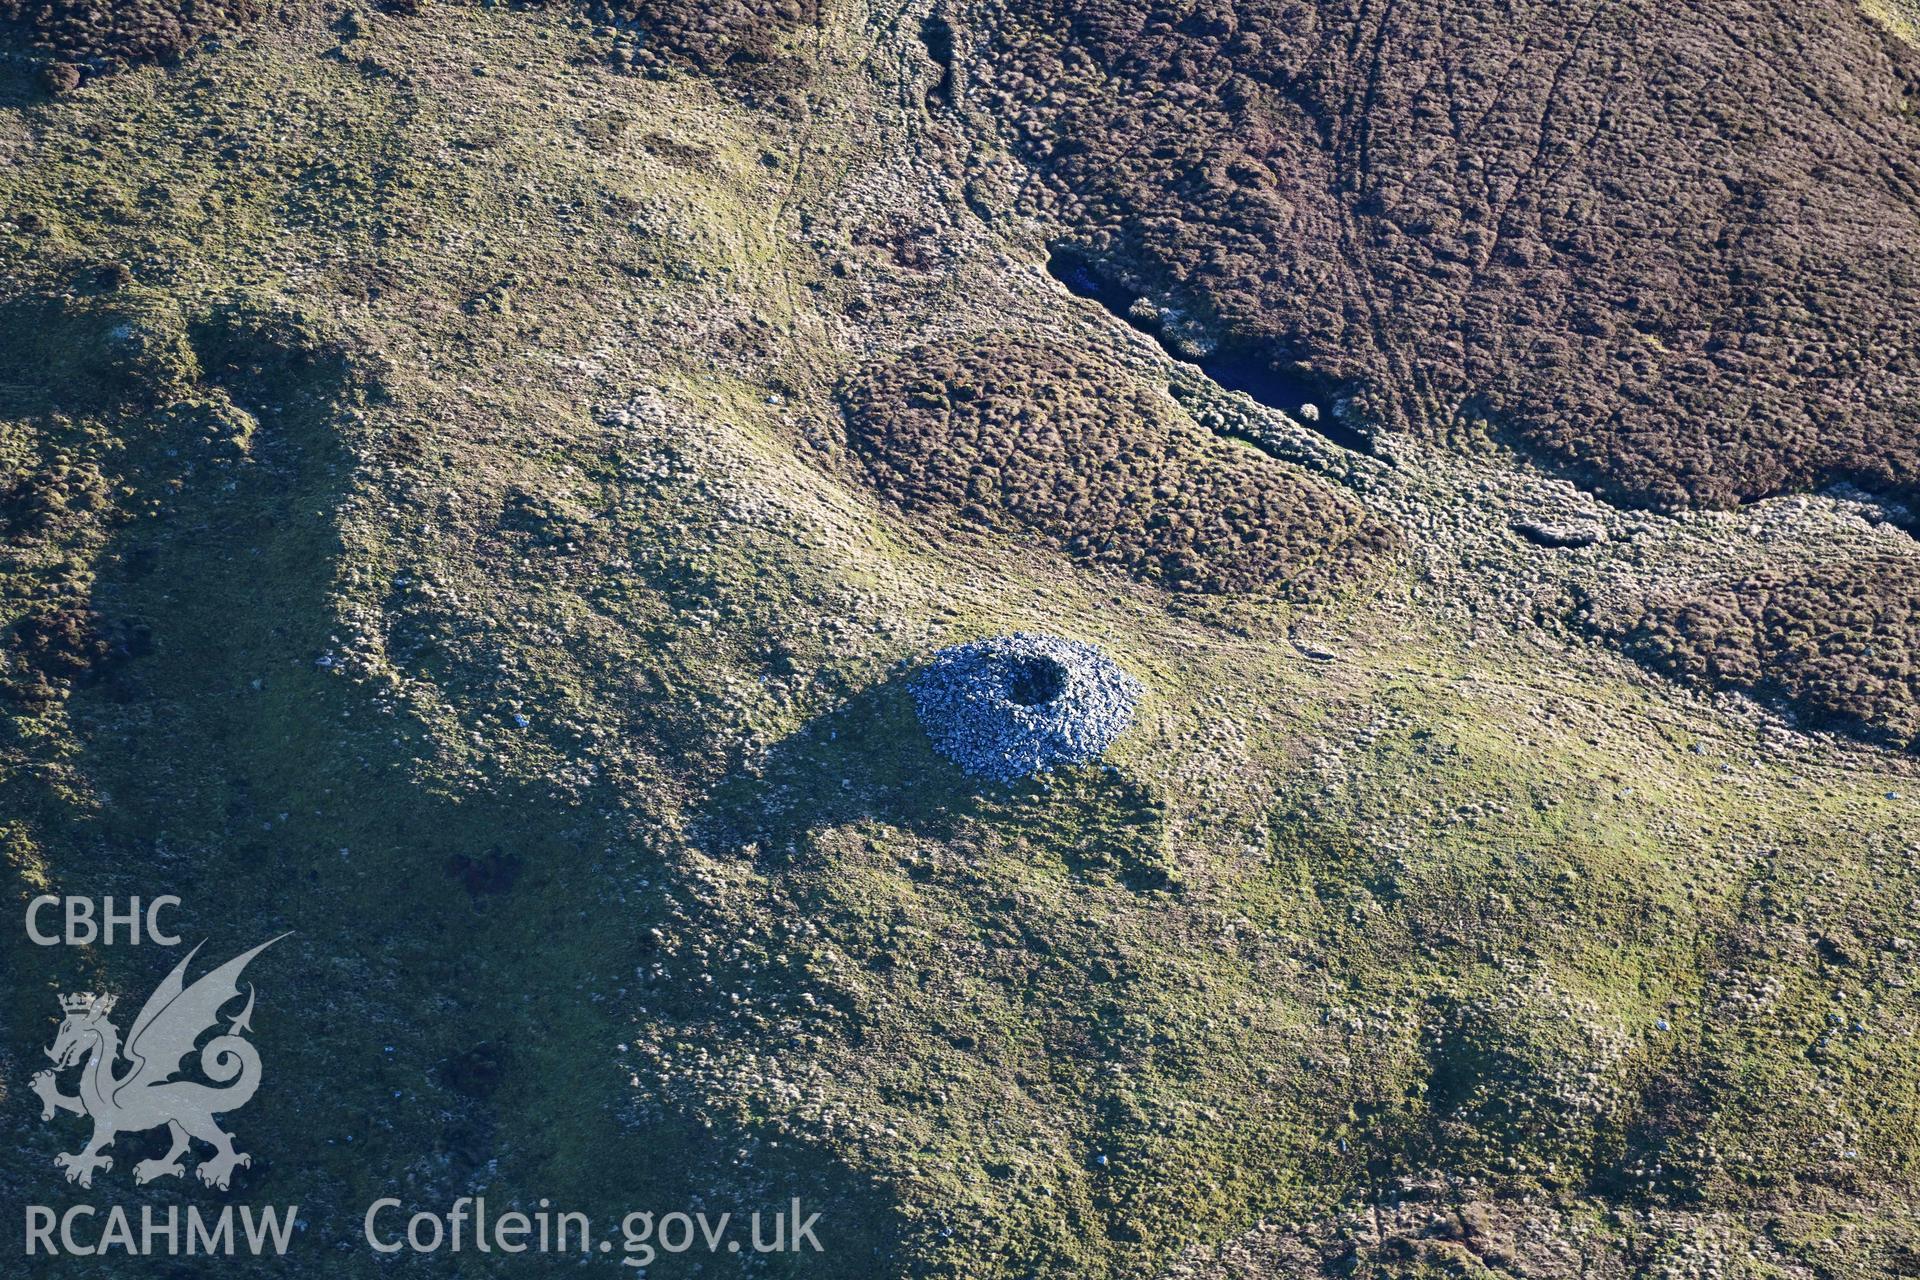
[1,4,1917,1278]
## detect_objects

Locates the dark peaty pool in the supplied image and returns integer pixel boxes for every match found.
[1047,250,1373,454]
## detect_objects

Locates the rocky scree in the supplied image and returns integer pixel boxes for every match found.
[911,632,1142,783]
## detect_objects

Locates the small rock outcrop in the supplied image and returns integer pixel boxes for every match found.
[911,632,1142,783]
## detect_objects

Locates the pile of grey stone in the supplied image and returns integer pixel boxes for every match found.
[911,632,1142,783]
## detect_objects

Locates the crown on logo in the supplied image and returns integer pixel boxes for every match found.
[59,993,114,1016]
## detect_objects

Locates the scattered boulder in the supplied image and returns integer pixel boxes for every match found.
[911,633,1142,783]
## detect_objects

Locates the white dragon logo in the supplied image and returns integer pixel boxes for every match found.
[29,935,287,1191]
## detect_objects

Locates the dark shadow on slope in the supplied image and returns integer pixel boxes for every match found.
[697,669,1175,891]
[918,14,954,107]
[695,670,984,867]
[0,302,902,1272]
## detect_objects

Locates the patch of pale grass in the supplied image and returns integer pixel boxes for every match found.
[1864,0,1920,44]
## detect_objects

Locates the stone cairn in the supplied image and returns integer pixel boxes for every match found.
[910,632,1142,783]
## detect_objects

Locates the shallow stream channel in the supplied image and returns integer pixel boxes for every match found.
[1047,250,1373,455]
